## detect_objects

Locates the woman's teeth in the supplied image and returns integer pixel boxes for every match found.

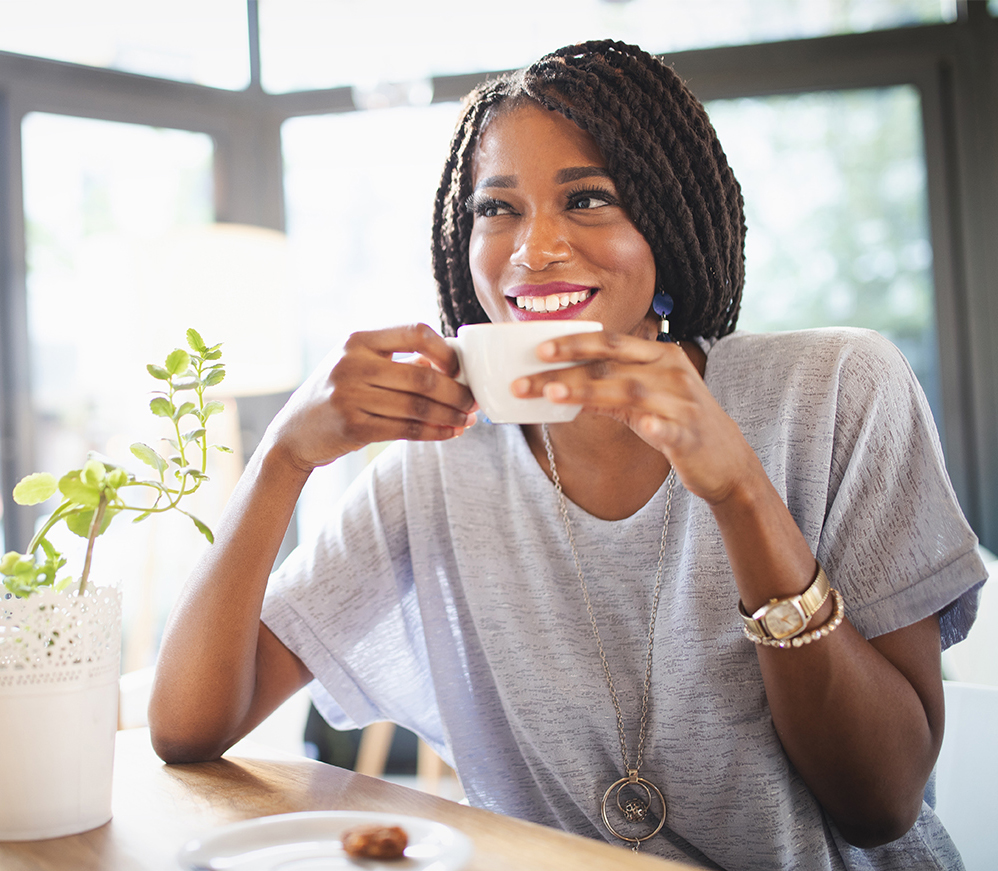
[514,289,592,313]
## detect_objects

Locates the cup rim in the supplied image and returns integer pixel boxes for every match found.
[456,320,603,335]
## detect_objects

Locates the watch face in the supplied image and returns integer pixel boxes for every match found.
[764,601,806,639]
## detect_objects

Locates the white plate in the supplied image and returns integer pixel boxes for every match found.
[178,811,474,871]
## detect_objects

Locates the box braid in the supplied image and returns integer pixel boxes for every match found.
[431,39,745,341]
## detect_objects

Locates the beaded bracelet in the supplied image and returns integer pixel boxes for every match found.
[743,588,845,649]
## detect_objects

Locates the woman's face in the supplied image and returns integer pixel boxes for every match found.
[467,102,658,339]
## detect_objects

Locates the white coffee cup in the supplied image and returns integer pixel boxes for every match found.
[445,320,603,424]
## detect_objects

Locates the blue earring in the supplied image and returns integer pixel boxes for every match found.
[653,292,674,342]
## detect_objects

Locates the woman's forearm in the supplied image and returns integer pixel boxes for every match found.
[711,465,942,847]
[148,437,313,762]
[148,326,474,763]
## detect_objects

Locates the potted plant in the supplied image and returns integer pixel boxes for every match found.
[0,328,229,840]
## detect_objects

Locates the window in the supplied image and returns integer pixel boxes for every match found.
[281,104,458,372]
[0,0,250,89]
[707,86,940,428]
[21,113,215,670]
[281,102,460,542]
[259,0,955,94]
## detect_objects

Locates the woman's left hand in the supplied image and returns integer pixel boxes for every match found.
[510,329,760,505]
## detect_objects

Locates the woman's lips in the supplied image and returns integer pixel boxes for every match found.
[506,283,597,318]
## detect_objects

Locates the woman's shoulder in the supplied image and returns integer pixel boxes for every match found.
[707,327,913,388]
[713,326,902,361]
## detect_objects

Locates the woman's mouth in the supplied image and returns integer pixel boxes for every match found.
[511,288,594,313]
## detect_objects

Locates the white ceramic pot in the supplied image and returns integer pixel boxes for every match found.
[0,583,121,840]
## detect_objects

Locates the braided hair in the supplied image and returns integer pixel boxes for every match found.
[431,39,745,341]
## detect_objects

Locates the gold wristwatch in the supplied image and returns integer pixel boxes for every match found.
[738,565,830,641]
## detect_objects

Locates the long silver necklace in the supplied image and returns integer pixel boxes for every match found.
[541,424,676,851]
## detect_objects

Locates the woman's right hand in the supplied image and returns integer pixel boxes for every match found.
[266,323,477,473]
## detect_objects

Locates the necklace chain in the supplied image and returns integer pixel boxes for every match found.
[541,424,676,778]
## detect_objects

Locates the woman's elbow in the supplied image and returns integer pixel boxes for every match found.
[147,694,234,764]
[833,794,923,848]
[149,722,230,765]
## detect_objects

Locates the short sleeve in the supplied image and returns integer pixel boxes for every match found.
[261,445,445,745]
[814,330,985,646]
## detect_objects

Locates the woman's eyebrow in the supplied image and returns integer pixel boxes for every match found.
[475,174,516,191]
[556,166,612,184]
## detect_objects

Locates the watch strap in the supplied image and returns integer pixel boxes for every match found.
[738,564,831,640]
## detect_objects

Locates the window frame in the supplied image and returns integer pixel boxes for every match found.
[1,1,996,551]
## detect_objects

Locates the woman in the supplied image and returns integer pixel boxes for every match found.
[149,41,986,870]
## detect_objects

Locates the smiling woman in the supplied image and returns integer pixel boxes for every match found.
[466,106,656,334]
[149,40,986,871]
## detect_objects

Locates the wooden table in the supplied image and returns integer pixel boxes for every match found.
[0,728,695,870]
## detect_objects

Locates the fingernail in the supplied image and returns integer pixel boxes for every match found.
[544,382,570,400]
[464,412,478,426]
[537,341,556,358]
[511,378,530,396]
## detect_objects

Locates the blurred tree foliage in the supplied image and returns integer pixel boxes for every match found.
[708,85,940,422]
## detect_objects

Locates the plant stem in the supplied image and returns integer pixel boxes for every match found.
[26,500,75,554]
[79,491,108,595]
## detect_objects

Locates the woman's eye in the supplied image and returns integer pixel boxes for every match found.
[467,195,513,218]
[568,190,615,210]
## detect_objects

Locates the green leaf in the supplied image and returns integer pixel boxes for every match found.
[58,472,101,507]
[150,396,174,418]
[211,444,234,454]
[65,511,90,538]
[202,400,225,419]
[169,455,184,467]
[81,459,106,487]
[65,506,119,539]
[175,401,196,421]
[189,514,214,544]
[13,472,58,505]
[0,551,24,574]
[146,364,171,381]
[205,349,223,361]
[130,442,168,474]
[203,368,226,388]
[172,378,199,391]
[182,427,206,443]
[180,467,207,481]
[186,328,207,354]
[4,577,34,598]
[131,511,152,524]
[13,555,37,575]
[165,348,191,376]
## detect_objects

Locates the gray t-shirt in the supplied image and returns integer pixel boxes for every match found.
[263,328,985,870]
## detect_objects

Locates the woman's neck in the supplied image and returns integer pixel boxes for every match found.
[521,339,706,521]
[523,415,671,521]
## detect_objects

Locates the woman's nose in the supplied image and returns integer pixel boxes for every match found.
[510,214,571,271]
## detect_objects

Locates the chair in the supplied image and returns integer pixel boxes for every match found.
[934,680,998,871]
[355,720,456,796]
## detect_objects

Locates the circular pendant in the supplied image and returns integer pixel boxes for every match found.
[600,774,667,843]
